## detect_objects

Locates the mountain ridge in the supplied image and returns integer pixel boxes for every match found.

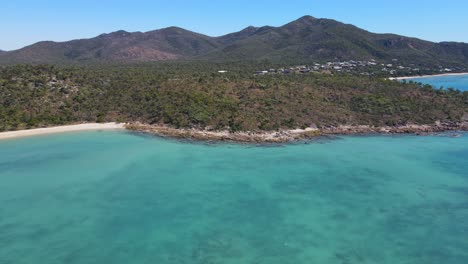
[1,16,467,66]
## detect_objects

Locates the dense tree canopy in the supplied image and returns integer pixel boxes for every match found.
[0,63,467,132]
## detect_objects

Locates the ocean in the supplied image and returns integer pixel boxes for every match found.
[1,131,467,264]
[407,74,468,91]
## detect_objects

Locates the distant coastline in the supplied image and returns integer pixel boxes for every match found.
[390,72,468,81]
[0,123,125,140]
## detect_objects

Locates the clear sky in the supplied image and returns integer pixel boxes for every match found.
[1,0,467,51]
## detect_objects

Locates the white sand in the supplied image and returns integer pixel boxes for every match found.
[389,72,468,80]
[0,123,125,140]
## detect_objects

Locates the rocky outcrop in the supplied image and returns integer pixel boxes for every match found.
[125,121,467,143]
[320,121,467,136]
[125,123,320,143]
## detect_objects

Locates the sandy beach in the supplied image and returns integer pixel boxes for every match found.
[389,72,468,80]
[0,123,125,140]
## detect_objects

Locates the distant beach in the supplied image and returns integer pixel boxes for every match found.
[389,72,468,80]
[0,123,125,140]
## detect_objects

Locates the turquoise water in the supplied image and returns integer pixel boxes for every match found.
[407,74,468,91]
[0,131,467,264]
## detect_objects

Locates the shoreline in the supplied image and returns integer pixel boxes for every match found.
[389,72,468,80]
[126,122,467,143]
[0,123,125,141]
[1,122,466,143]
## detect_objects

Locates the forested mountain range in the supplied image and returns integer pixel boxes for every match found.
[1,16,467,66]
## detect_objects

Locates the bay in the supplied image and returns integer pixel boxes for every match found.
[407,74,468,91]
[0,131,467,264]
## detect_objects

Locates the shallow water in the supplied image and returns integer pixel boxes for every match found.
[407,74,468,91]
[0,131,467,264]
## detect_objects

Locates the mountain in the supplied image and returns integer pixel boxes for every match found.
[0,27,220,64]
[1,15,468,66]
[202,16,468,66]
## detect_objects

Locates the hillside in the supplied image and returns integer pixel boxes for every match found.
[216,26,274,45]
[0,27,220,64]
[1,15,468,66]
[202,16,468,66]
[1,64,467,133]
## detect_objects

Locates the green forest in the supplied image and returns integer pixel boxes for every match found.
[1,63,467,132]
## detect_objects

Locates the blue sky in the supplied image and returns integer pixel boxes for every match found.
[1,0,467,51]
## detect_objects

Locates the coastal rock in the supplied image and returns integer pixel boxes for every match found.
[462,113,468,123]
[125,122,467,143]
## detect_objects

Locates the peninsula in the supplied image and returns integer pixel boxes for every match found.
[1,16,467,142]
